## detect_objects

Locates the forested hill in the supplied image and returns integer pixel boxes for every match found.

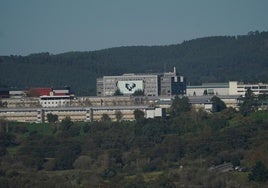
[1,31,268,96]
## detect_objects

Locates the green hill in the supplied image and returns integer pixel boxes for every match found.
[1,31,268,95]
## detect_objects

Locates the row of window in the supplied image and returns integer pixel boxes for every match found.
[238,85,268,90]
[40,97,71,100]
[41,101,70,105]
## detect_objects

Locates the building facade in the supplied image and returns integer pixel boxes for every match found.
[187,81,268,97]
[100,74,160,96]
[160,69,186,96]
[229,81,268,96]
[97,67,186,97]
[0,106,164,123]
[187,83,229,96]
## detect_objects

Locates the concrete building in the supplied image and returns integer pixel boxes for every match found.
[0,106,165,123]
[97,67,186,97]
[187,83,229,96]
[39,95,73,108]
[229,81,268,96]
[188,81,268,97]
[100,74,159,96]
[160,67,186,96]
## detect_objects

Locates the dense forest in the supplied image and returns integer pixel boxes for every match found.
[1,31,268,95]
[0,96,268,187]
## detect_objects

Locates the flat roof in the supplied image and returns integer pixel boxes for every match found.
[187,83,229,89]
[0,105,154,113]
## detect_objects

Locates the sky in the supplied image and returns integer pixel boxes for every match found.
[0,0,268,56]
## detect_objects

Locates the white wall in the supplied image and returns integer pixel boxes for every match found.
[187,87,229,96]
[229,81,238,95]
[40,99,70,107]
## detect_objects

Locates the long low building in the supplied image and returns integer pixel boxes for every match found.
[187,81,268,96]
[187,83,229,96]
[229,81,268,95]
[0,106,165,123]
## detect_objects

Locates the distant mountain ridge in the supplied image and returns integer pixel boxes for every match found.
[1,31,268,96]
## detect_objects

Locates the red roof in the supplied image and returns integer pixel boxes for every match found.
[29,88,52,97]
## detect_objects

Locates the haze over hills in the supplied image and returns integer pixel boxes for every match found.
[0,31,268,96]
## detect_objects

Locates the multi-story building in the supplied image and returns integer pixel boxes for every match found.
[39,95,73,108]
[100,74,159,96]
[96,67,186,97]
[0,106,165,123]
[187,83,229,96]
[229,81,268,96]
[38,87,74,107]
[160,68,186,96]
[187,81,268,97]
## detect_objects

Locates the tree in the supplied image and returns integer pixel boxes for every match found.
[1,32,268,96]
[248,161,268,182]
[134,109,145,122]
[84,98,92,106]
[239,88,257,116]
[53,143,81,170]
[46,113,58,124]
[60,116,73,131]
[115,111,123,122]
[114,89,123,96]
[132,89,144,96]
[211,96,226,112]
[101,113,111,122]
[0,100,7,108]
[170,96,191,117]
[257,93,268,109]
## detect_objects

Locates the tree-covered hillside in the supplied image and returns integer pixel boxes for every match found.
[1,31,268,95]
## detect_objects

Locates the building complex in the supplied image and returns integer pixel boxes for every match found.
[1,68,268,123]
[97,67,186,97]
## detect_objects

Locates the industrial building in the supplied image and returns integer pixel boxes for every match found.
[97,67,186,97]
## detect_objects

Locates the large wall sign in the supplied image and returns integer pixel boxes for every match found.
[117,80,143,94]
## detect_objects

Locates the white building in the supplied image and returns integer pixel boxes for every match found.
[39,95,72,107]
[187,81,268,97]
[187,83,229,96]
[100,74,159,96]
[0,106,166,123]
[229,81,268,96]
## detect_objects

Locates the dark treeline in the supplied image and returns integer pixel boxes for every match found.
[1,31,268,95]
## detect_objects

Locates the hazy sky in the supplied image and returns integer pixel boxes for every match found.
[1,0,268,56]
